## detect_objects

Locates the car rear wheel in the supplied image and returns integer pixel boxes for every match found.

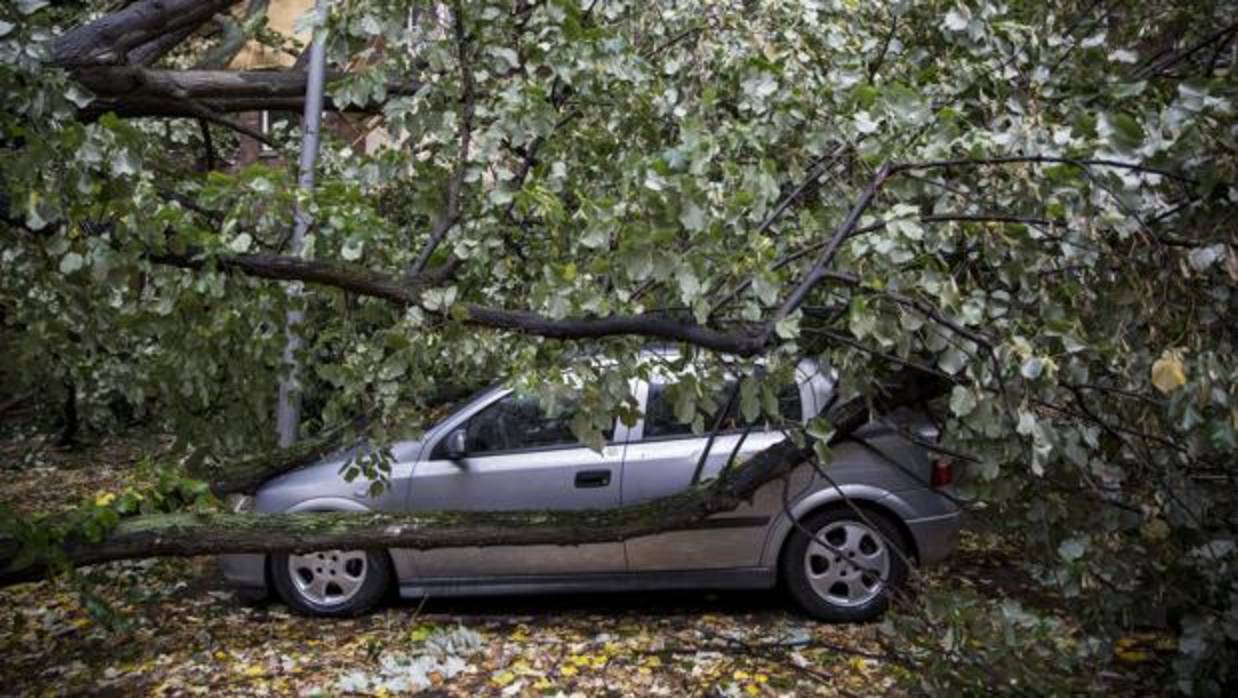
[782,507,910,622]
[271,548,391,617]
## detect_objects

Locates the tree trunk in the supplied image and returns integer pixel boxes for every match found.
[1,438,812,588]
[276,2,329,449]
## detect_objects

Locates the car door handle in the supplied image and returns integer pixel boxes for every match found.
[575,469,611,488]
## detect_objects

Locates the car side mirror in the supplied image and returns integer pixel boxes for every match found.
[443,428,468,460]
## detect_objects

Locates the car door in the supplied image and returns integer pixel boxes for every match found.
[621,376,807,571]
[408,388,628,578]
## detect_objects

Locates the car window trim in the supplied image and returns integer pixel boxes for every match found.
[448,440,621,459]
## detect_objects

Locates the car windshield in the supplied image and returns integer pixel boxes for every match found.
[432,385,493,424]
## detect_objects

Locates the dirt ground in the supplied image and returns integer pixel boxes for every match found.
[0,433,1160,696]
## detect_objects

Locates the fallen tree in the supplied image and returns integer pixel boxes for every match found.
[0,369,948,587]
[3,0,1236,691]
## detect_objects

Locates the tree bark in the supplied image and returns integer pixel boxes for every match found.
[71,68,420,119]
[51,0,239,67]
[147,252,770,355]
[0,370,950,587]
[276,2,329,449]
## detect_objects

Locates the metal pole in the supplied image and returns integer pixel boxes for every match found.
[276,0,329,448]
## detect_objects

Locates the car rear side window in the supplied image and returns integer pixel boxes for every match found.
[643,380,802,440]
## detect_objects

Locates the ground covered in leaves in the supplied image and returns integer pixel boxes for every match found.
[0,434,1168,696]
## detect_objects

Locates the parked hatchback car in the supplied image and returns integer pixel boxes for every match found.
[221,353,960,621]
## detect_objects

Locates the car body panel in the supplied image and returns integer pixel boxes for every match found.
[219,356,962,600]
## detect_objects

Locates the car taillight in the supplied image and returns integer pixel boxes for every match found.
[931,458,953,487]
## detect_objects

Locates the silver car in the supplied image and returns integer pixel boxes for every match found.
[221,356,960,622]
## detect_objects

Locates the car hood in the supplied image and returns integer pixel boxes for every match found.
[254,438,425,512]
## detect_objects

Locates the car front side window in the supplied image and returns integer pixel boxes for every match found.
[461,391,610,455]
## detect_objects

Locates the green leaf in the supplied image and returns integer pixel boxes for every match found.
[740,377,760,423]
[1058,537,1088,562]
[774,312,801,340]
[678,200,707,232]
[806,416,834,443]
[59,252,84,275]
[944,8,969,32]
[341,237,364,261]
[228,233,253,253]
[949,386,977,417]
[1020,357,1044,380]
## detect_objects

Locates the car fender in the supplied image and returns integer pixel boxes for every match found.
[758,484,918,568]
[284,497,374,513]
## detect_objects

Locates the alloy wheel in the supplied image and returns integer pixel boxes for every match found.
[803,520,891,607]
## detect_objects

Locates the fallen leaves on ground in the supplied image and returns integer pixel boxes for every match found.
[0,555,903,697]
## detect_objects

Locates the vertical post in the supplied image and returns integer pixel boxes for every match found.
[276,0,329,448]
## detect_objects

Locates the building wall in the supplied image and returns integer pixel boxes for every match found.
[230,0,313,70]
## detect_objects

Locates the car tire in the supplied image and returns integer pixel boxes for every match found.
[781,507,911,623]
[271,548,392,617]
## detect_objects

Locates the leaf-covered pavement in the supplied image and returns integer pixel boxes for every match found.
[1,555,907,696]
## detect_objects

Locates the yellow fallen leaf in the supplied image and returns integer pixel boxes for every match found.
[1141,518,1170,541]
[1151,350,1186,393]
[407,623,435,642]
[534,678,554,690]
[94,492,116,507]
[1117,649,1152,663]
[243,664,264,677]
[745,684,760,696]
[560,665,579,677]
[510,659,533,675]
[491,670,516,687]
[734,670,751,681]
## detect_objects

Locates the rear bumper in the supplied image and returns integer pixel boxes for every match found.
[905,509,961,565]
[219,553,267,590]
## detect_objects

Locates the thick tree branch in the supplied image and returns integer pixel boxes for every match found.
[147,252,770,355]
[72,67,420,119]
[52,0,240,67]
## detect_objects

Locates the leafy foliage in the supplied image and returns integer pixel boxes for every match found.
[1,0,1236,693]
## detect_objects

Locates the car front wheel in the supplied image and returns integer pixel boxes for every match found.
[271,548,391,617]
[782,507,910,622]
